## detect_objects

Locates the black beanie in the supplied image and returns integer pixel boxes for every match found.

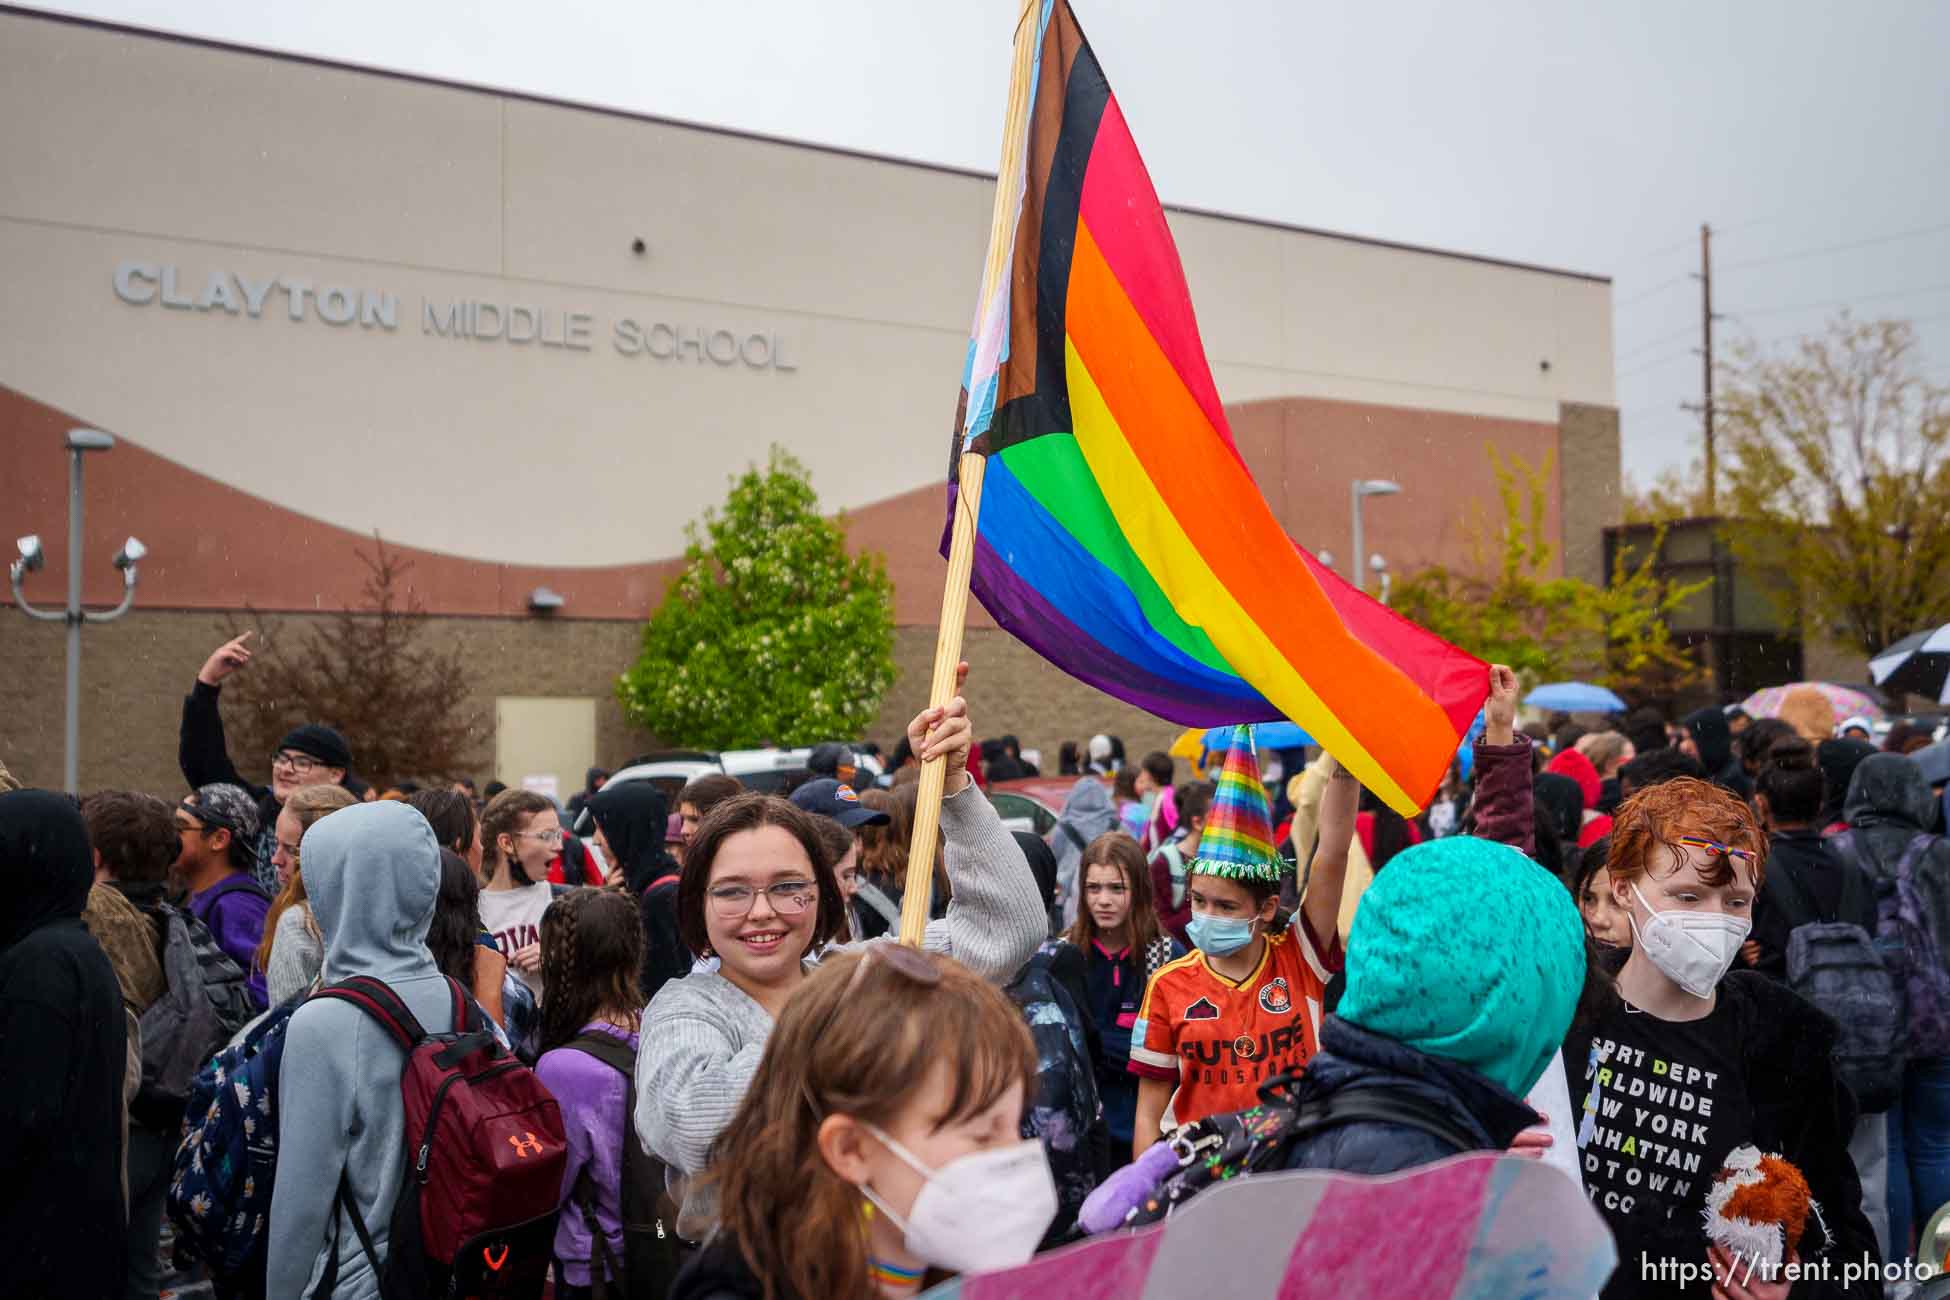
[278,723,351,770]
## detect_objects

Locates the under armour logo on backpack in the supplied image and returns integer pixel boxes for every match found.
[508,1132,543,1158]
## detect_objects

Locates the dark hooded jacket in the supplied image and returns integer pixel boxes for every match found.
[1818,738,1878,829]
[1277,1017,1541,1175]
[588,781,689,1002]
[1840,755,1950,969]
[0,789,129,1297]
[1682,705,1746,795]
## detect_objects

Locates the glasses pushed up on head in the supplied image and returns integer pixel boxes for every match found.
[707,878,820,920]
[1674,835,1758,866]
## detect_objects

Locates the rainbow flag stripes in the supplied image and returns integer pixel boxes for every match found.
[947,0,1486,814]
[1192,726,1283,883]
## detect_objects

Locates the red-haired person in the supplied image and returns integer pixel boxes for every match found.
[1565,778,1876,1298]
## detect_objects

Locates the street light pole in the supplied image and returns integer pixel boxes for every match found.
[1351,479,1402,594]
[9,428,144,793]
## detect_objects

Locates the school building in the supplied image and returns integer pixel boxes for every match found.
[0,7,1620,795]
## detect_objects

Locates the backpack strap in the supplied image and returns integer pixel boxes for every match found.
[320,1168,391,1300]
[567,1031,637,1296]
[567,1031,638,1078]
[311,975,442,1051]
[1283,1087,1481,1157]
[1897,833,1941,883]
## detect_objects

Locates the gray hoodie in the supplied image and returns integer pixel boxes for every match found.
[268,800,455,1299]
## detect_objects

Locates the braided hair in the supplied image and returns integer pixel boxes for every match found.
[538,887,645,1054]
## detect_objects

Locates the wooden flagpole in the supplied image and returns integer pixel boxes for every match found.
[899,0,1040,947]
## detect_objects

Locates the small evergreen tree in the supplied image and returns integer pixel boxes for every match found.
[618,447,896,749]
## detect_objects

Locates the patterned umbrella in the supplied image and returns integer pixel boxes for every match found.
[1741,682,1885,722]
[1871,625,1950,706]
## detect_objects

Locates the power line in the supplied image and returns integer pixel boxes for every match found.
[1616,322,1701,361]
[1728,280,1950,319]
[1616,349,1696,380]
[1718,220,1950,273]
[1613,275,1690,310]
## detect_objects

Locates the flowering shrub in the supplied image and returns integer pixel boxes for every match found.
[618,447,896,748]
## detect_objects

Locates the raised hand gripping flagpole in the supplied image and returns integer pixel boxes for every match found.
[899,0,1041,947]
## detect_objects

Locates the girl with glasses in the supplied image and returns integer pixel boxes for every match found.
[478,788,564,997]
[635,689,1049,1241]
[1051,831,1182,1162]
[669,945,1051,1300]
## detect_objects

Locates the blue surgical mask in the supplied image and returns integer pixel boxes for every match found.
[1186,912,1257,957]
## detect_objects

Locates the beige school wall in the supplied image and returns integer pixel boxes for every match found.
[0,10,1619,792]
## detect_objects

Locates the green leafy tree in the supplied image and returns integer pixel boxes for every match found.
[1390,448,1708,699]
[618,447,896,748]
[1717,315,1950,657]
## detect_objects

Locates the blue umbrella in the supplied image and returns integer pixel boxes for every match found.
[1524,682,1627,714]
[1203,722,1313,752]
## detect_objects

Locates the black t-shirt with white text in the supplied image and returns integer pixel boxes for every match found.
[1567,994,1753,1298]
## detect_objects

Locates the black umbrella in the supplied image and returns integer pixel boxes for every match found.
[1871,625,1950,705]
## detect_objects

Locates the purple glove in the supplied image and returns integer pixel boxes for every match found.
[1078,1139,1180,1234]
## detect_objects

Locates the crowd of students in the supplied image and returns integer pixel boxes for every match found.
[5,633,1950,1299]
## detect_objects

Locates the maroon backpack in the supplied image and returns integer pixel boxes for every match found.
[314,975,567,1298]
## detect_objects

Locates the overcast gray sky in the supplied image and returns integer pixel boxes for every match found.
[31,0,1950,486]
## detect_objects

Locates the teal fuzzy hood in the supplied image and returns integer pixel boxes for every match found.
[1336,836,1585,1097]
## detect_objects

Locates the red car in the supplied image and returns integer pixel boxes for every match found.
[988,775,1089,838]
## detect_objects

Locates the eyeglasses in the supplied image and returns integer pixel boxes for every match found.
[270,750,326,774]
[515,829,565,848]
[707,878,819,920]
[1674,835,1758,865]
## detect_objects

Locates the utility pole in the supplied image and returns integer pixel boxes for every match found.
[1698,222,1715,513]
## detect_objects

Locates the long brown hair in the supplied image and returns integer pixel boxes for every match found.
[255,783,358,973]
[1065,831,1162,953]
[855,787,905,883]
[480,788,553,886]
[705,947,1037,1300]
[538,888,644,1053]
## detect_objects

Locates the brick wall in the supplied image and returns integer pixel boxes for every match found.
[867,625,1186,777]
[0,608,655,795]
[0,608,1194,796]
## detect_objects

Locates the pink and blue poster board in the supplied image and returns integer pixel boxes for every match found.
[923,1153,1615,1299]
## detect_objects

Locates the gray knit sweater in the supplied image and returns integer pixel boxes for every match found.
[264,903,323,1007]
[632,779,1045,1213]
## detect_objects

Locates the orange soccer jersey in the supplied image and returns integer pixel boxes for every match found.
[1128,920,1340,1133]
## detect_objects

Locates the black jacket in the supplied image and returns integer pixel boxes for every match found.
[1278,1016,1541,1175]
[0,789,129,1299]
[1571,971,1878,1298]
[669,1237,800,1300]
[1750,829,1873,981]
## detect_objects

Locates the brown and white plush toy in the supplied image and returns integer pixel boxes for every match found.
[1703,1145,1831,1275]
